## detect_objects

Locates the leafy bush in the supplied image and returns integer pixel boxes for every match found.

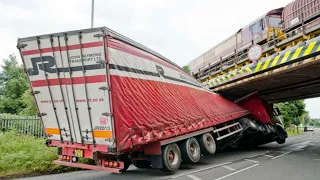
[0,131,74,177]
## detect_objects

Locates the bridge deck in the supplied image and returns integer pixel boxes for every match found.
[218,56,320,103]
[207,36,320,103]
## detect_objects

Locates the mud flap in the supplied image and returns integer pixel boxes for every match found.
[150,155,163,169]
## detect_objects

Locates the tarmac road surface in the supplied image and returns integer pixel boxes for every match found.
[20,128,320,180]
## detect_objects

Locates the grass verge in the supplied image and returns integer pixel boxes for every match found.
[286,128,304,137]
[0,131,76,178]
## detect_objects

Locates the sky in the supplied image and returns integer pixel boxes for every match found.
[0,0,319,118]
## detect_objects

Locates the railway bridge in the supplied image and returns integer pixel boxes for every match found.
[204,36,320,103]
[189,0,320,104]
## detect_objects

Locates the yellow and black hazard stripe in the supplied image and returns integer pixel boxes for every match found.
[206,37,320,88]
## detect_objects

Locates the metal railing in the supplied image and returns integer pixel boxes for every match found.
[0,115,46,137]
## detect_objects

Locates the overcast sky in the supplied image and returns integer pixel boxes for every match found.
[0,0,319,118]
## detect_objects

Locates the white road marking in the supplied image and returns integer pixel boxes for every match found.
[214,164,259,180]
[263,154,274,158]
[244,159,259,163]
[169,162,232,179]
[222,165,236,171]
[247,150,270,158]
[274,150,286,153]
[271,151,292,160]
[186,174,202,180]
[282,141,315,151]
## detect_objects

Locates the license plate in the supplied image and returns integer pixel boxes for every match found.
[74,149,83,157]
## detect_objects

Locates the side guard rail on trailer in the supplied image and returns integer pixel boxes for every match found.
[54,160,123,174]
[214,122,243,141]
[160,127,214,146]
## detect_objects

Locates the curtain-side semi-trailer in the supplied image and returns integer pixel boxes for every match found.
[17,27,287,173]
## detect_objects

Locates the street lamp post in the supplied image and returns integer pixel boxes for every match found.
[91,0,94,28]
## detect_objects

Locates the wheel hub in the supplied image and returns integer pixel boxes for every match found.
[168,151,174,161]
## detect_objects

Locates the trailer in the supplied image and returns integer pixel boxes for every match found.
[17,27,287,173]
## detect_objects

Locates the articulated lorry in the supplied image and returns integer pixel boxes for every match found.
[17,27,287,173]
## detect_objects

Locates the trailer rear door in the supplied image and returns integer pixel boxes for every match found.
[18,28,115,147]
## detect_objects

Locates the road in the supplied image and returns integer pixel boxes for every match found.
[21,129,320,180]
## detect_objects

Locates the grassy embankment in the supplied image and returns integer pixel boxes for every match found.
[0,131,76,178]
[286,127,304,137]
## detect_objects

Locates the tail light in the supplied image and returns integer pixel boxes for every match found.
[103,160,120,167]
[108,162,113,166]
[113,162,118,167]
[104,161,109,166]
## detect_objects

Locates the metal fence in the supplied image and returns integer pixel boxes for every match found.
[0,115,46,137]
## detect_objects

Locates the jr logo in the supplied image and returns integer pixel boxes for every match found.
[156,65,165,77]
[29,56,105,76]
[30,56,56,76]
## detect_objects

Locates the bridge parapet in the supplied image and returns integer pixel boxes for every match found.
[206,36,320,91]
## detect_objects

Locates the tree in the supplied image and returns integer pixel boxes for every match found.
[302,112,311,125]
[0,54,38,116]
[310,118,320,127]
[182,65,190,73]
[0,54,29,114]
[19,89,38,116]
[275,100,307,131]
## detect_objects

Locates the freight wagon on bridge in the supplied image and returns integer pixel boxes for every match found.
[189,0,320,83]
[17,27,287,173]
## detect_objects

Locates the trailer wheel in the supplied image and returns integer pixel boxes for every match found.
[161,143,181,172]
[239,118,259,134]
[260,124,271,135]
[132,160,151,168]
[275,125,287,144]
[181,137,201,163]
[276,137,286,144]
[276,130,287,144]
[197,133,216,156]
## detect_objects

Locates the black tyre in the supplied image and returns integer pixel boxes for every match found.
[275,124,287,144]
[276,137,286,144]
[260,124,271,135]
[239,118,259,134]
[180,137,201,163]
[132,160,151,168]
[161,143,181,172]
[197,133,216,156]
